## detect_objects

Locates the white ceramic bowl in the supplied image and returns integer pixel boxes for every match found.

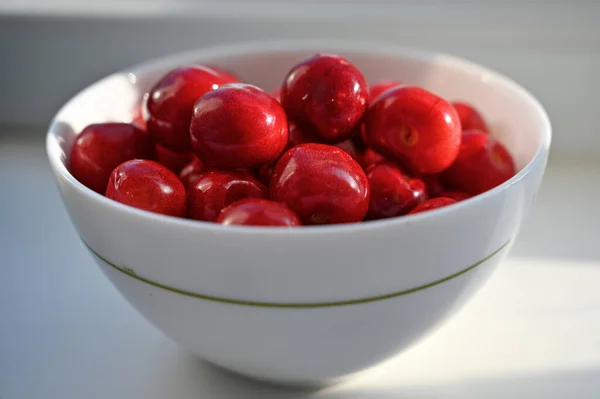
[47,40,551,386]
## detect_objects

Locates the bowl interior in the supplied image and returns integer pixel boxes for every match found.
[48,42,550,177]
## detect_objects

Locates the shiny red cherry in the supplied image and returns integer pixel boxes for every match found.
[408,197,457,214]
[452,102,489,133]
[69,123,154,194]
[441,130,516,195]
[369,79,403,101]
[105,159,186,217]
[366,162,427,219]
[187,170,268,222]
[179,157,254,187]
[281,54,368,143]
[216,198,302,227]
[145,65,234,152]
[365,85,462,174]
[270,143,369,225]
[440,190,472,201]
[154,144,193,174]
[190,83,289,169]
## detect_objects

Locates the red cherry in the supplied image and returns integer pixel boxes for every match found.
[366,162,427,219]
[408,197,457,214]
[179,157,254,187]
[187,170,268,222]
[154,144,193,174]
[145,66,234,152]
[365,85,462,174]
[105,159,186,217]
[441,130,516,195]
[281,54,368,143]
[270,143,369,225]
[440,190,472,201]
[355,148,386,170]
[369,79,403,101]
[421,174,445,198]
[452,102,489,133]
[69,123,154,194]
[190,83,289,169]
[216,198,302,227]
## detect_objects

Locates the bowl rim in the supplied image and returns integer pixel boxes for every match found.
[46,39,552,236]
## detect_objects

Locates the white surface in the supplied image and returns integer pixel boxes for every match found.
[1,2,599,156]
[44,42,550,384]
[2,135,600,397]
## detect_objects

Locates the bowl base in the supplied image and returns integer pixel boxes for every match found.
[201,358,351,389]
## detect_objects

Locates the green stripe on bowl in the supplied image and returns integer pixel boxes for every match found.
[84,240,510,308]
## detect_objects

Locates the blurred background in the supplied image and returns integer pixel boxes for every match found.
[0,0,599,156]
[2,2,600,398]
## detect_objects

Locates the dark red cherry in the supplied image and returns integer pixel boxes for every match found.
[145,65,234,152]
[69,123,153,193]
[270,143,369,225]
[216,198,302,227]
[281,54,368,143]
[105,159,186,217]
[190,83,289,169]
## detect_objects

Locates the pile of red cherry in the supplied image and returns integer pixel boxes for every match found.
[69,53,516,227]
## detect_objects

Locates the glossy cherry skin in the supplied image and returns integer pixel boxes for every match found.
[145,65,235,152]
[452,102,489,133]
[187,170,268,222]
[440,190,472,201]
[441,130,516,195]
[179,157,254,187]
[154,144,193,174]
[281,54,368,143]
[69,123,154,194]
[105,159,186,217]
[190,83,289,169]
[364,85,462,174]
[270,143,369,225]
[408,197,457,214]
[216,198,302,227]
[369,79,403,101]
[365,162,427,219]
